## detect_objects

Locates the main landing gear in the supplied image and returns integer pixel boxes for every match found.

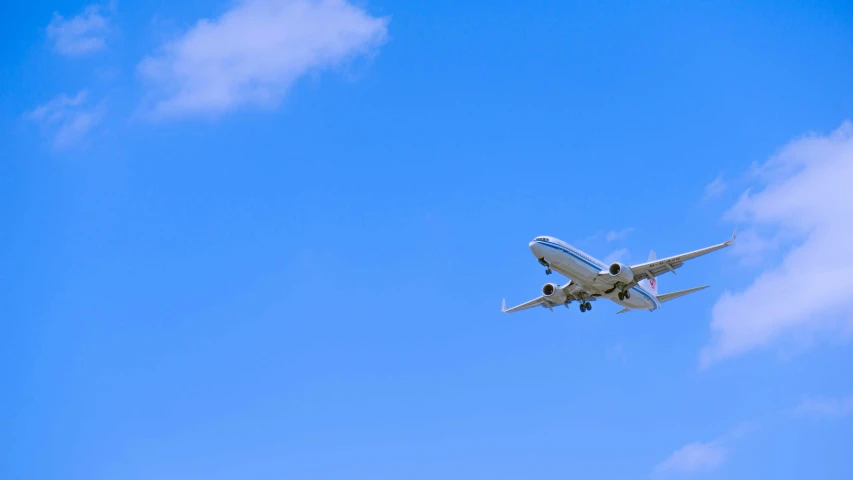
[618,290,631,301]
[579,302,592,312]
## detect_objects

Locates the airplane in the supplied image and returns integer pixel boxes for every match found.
[502,230,736,314]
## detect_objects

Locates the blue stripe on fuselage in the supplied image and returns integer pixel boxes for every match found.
[536,241,658,309]
[539,241,603,271]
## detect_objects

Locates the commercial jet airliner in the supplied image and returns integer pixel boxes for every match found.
[502,230,736,314]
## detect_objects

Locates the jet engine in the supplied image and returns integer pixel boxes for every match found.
[542,283,568,304]
[608,262,634,284]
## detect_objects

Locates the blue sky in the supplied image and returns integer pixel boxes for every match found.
[2,1,853,478]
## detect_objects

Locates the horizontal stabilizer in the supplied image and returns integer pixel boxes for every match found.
[616,307,631,314]
[656,285,710,303]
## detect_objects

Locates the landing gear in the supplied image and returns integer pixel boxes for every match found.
[579,302,592,312]
[618,291,624,301]
[618,290,631,301]
[538,258,552,275]
[624,290,630,299]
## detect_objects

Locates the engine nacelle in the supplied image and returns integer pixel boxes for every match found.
[542,283,568,304]
[608,262,634,284]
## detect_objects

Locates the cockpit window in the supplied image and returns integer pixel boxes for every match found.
[535,237,549,242]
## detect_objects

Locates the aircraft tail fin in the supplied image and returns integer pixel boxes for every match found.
[639,250,658,295]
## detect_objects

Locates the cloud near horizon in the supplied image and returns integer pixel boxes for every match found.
[700,122,853,367]
[138,0,389,117]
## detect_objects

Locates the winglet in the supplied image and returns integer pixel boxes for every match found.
[501,298,507,313]
[725,228,737,246]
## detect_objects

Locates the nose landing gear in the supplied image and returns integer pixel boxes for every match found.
[538,258,552,275]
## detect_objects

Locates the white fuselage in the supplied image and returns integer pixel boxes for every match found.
[529,237,660,311]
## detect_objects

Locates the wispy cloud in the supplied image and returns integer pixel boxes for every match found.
[727,227,779,267]
[603,248,629,265]
[138,0,390,118]
[47,4,110,56]
[703,174,728,200]
[606,344,626,363]
[655,441,726,474]
[791,396,853,418]
[701,122,853,367]
[26,91,104,148]
[605,227,635,242]
[655,424,752,475]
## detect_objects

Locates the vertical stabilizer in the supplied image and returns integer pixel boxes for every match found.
[640,250,659,295]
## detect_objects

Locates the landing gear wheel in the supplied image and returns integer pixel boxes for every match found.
[545,268,552,275]
[624,290,631,299]
[579,303,586,312]
[618,291,624,301]
[585,302,592,311]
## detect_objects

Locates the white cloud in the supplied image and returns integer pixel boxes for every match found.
[703,174,728,200]
[655,441,726,474]
[655,424,754,475]
[605,227,635,242]
[792,396,853,418]
[47,4,110,56]
[138,0,389,117]
[727,227,779,266]
[603,248,629,265]
[26,91,104,148]
[700,122,853,367]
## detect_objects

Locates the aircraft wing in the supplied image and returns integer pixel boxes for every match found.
[501,285,590,313]
[627,230,736,282]
[501,296,550,313]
